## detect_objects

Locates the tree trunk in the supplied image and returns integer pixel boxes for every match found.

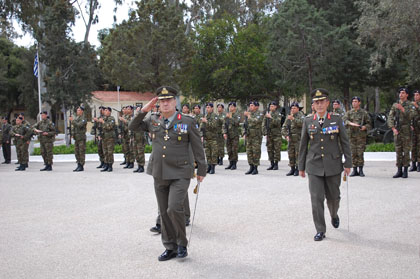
[307,56,313,93]
[375,87,380,113]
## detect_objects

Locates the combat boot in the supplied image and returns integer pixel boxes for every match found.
[120,159,126,165]
[273,161,278,170]
[96,161,104,169]
[286,166,295,176]
[267,161,274,170]
[78,164,84,172]
[417,165,420,172]
[293,168,299,176]
[251,165,258,175]
[46,164,52,171]
[138,165,144,173]
[359,166,365,177]
[219,157,223,165]
[225,161,233,170]
[107,164,113,172]
[392,166,403,178]
[127,163,134,169]
[231,161,237,170]
[15,164,23,171]
[133,164,140,172]
[101,164,109,172]
[245,165,254,175]
[209,164,215,174]
[73,164,81,172]
[207,164,211,173]
[350,167,359,177]
[409,162,417,172]
[40,165,49,171]
[402,166,408,178]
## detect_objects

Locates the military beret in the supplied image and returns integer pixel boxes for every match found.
[77,106,85,111]
[290,102,300,108]
[398,87,408,94]
[206,103,214,107]
[104,107,112,111]
[126,105,134,110]
[99,106,105,110]
[182,104,190,109]
[228,102,236,107]
[156,86,177,100]
[2,116,9,120]
[311,88,329,101]
[217,104,224,108]
[269,101,278,106]
[332,99,341,104]
[193,104,201,109]
[249,101,259,106]
[351,96,361,102]
[413,89,420,94]
[40,111,48,115]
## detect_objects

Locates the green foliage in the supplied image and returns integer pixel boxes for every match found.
[33,140,153,155]
[365,143,395,152]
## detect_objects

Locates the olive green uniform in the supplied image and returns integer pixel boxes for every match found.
[411,101,420,166]
[282,111,305,167]
[333,108,345,118]
[91,116,104,164]
[223,112,241,162]
[263,110,283,163]
[299,113,352,234]
[217,112,226,160]
[133,129,146,167]
[129,110,206,250]
[71,115,87,166]
[10,123,31,165]
[245,111,263,166]
[102,116,116,165]
[387,101,413,167]
[1,122,12,163]
[122,114,134,165]
[343,108,371,167]
[33,119,56,165]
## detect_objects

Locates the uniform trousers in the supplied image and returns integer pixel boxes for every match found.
[154,177,190,250]
[308,174,341,233]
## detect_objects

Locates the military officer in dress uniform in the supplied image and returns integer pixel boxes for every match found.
[70,106,87,172]
[298,88,351,241]
[33,111,56,171]
[129,86,206,261]
[387,88,414,178]
[343,97,371,177]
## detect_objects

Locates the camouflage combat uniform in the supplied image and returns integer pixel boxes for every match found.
[343,108,371,168]
[411,101,420,169]
[91,116,104,165]
[123,114,134,166]
[333,108,345,118]
[102,115,116,165]
[263,110,283,166]
[246,111,263,167]
[281,111,305,169]
[10,123,31,166]
[217,111,226,162]
[201,112,220,166]
[388,101,413,168]
[71,114,87,166]
[33,118,56,166]
[223,111,241,163]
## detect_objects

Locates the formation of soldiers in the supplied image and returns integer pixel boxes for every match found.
[1,87,420,179]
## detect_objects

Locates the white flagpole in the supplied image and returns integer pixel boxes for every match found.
[36,47,42,121]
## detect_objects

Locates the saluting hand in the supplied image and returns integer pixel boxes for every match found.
[141,97,159,113]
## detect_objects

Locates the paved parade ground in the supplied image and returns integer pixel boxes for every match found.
[1,158,419,278]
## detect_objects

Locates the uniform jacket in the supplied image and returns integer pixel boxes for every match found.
[33,119,55,143]
[387,100,413,132]
[129,111,207,180]
[10,124,32,144]
[343,108,372,137]
[412,101,420,131]
[102,116,116,139]
[247,111,263,137]
[298,113,352,176]
[281,111,305,141]
[201,112,221,140]
[2,123,12,143]
[71,115,87,140]
[263,110,283,137]
[223,111,241,138]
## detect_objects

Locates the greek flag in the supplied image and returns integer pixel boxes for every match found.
[33,54,39,78]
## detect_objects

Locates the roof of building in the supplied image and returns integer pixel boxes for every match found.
[92,91,155,102]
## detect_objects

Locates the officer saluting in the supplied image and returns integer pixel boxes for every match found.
[129,86,206,261]
[298,89,351,241]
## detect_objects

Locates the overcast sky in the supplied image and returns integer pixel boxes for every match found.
[14,1,137,48]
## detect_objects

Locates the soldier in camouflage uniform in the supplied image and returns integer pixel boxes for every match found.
[244,101,263,175]
[2,116,12,164]
[223,102,241,170]
[216,104,226,165]
[263,101,283,171]
[120,106,135,169]
[182,104,190,115]
[92,106,105,168]
[99,107,116,172]
[127,106,145,173]
[332,100,345,117]
[343,97,372,177]
[10,116,32,171]
[192,105,203,136]
[70,106,87,172]
[387,88,413,178]
[282,102,305,176]
[118,106,128,166]
[33,111,56,171]
[410,90,420,172]
[200,103,220,174]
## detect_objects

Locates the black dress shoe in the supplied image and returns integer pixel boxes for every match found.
[185,219,190,226]
[331,216,340,228]
[177,246,188,258]
[314,232,325,241]
[150,224,161,233]
[158,249,177,261]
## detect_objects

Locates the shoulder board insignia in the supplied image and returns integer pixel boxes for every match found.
[177,113,182,120]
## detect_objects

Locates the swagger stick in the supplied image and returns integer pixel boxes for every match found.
[188,181,201,247]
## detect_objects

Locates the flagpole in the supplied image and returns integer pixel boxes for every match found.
[36,46,42,121]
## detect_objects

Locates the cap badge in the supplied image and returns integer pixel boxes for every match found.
[315,90,322,97]
[162,88,168,95]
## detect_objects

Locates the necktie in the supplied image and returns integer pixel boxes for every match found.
[319,117,324,127]
[164,118,169,128]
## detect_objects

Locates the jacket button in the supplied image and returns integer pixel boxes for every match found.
[321,154,324,157]
[321,139,324,142]
[162,154,166,158]
[321,146,324,150]
[163,146,166,149]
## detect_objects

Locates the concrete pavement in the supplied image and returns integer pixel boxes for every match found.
[0,160,419,278]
